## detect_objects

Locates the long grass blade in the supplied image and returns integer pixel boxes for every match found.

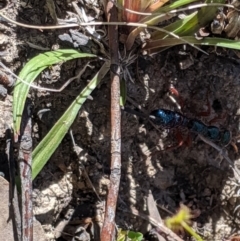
[151,0,225,39]
[32,62,110,179]
[143,36,240,54]
[13,49,96,136]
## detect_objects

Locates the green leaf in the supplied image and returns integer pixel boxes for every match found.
[143,36,240,54]
[126,0,224,51]
[150,0,225,39]
[117,229,126,241]
[140,0,199,24]
[127,231,143,241]
[117,230,143,241]
[13,49,96,136]
[155,0,199,12]
[120,79,127,106]
[32,62,109,179]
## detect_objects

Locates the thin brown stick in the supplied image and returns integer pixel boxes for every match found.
[6,129,21,241]
[100,1,121,241]
[18,100,33,241]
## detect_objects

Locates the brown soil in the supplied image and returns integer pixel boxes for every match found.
[1,0,240,241]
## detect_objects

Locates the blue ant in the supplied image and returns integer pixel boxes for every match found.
[150,109,231,146]
[123,107,231,147]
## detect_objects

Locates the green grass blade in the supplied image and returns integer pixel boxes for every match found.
[156,0,199,12]
[120,79,127,106]
[126,0,198,49]
[32,62,110,180]
[140,0,199,24]
[126,0,224,50]
[151,0,225,39]
[143,36,240,53]
[13,49,96,135]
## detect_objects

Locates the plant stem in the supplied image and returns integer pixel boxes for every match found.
[100,1,121,241]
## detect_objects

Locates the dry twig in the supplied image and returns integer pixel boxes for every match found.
[100,1,121,240]
[6,129,21,241]
[18,100,33,241]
